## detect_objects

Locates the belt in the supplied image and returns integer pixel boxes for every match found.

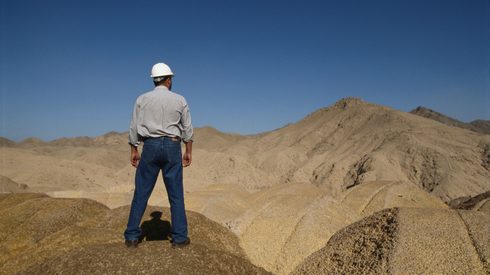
[142,136,181,142]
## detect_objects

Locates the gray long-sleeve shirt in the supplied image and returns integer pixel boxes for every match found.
[129,86,193,146]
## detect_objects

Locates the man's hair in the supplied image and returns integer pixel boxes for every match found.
[153,75,171,86]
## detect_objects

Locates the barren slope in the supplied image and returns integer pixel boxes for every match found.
[241,98,490,205]
[293,207,490,274]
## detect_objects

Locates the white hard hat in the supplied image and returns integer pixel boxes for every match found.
[150,63,174,78]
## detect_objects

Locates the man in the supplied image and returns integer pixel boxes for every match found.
[124,62,193,248]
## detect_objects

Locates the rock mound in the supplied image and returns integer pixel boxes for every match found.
[0,194,267,274]
[0,193,109,274]
[333,97,366,109]
[293,208,490,274]
[21,242,269,275]
[292,208,398,274]
[80,205,246,258]
[236,180,447,274]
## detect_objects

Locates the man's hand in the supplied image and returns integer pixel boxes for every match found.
[183,152,192,167]
[130,146,140,168]
[183,141,193,167]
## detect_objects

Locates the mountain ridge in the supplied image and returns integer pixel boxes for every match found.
[2,100,488,147]
[410,106,490,134]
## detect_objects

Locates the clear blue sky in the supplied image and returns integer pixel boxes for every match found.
[1,0,489,141]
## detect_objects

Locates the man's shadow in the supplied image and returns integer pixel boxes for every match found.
[139,211,171,241]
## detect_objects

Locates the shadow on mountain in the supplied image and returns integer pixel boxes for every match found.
[140,211,171,241]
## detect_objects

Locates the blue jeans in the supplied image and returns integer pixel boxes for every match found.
[124,137,188,243]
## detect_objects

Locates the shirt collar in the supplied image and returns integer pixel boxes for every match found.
[154,85,169,91]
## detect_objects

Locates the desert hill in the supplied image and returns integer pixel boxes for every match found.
[470,120,490,134]
[0,137,15,147]
[293,207,490,274]
[50,131,128,147]
[0,193,268,274]
[240,98,490,204]
[16,137,46,147]
[410,106,490,135]
[0,97,489,274]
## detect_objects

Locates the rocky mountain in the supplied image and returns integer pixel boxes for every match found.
[186,98,490,205]
[410,106,490,134]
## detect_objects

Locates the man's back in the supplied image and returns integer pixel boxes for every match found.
[129,86,193,146]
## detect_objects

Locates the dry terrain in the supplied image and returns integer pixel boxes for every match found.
[1,98,489,274]
[0,193,269,274]
[410,106,490,135]
[293,207,490,274]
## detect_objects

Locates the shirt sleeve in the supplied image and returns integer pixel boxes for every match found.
[128,98,141,147]
[180,98,194,143]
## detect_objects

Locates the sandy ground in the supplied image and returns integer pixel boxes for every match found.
[293,208,490,274]
[0,194,270,274]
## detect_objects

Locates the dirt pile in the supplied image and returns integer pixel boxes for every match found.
[0,193,267,274]
[292,208,398,274]
[293,207,490,274]
[21,242,269,275]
